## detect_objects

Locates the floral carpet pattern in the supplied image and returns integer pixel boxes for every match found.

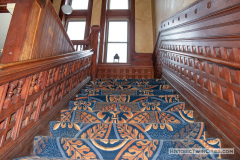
[15,79,221,160]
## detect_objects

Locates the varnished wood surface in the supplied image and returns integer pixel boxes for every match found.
[160,49,240,70]
[97,63,154,79]
[153,0,240,155]
[1,77,91,160]
[0,50,93,157]
[0,5,8,13]
[0,0,74,63]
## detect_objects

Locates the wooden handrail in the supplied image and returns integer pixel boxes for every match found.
[0,50,92,69]
[159,49,240,70]
[72,40,91,45]
[0,50,93,85]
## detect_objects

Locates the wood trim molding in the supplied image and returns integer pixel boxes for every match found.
[66,10,88,18]
[0,5,8,13]
[106,10,131,17]
[160,49,240,70]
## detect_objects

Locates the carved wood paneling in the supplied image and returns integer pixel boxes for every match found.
[153,0,240,155]
[0,51,93,156]
[97,64,154,79]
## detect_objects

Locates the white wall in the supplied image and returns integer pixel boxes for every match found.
[52,0,62,15]
[0,13,12,49]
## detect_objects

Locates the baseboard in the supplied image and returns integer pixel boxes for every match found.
[1,77,90,160]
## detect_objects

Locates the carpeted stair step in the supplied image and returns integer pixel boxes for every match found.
[60,110,194,123]
[31,136,221,160]
[81,89,174,95]
[50,121,205,140]
[86,84,171,90]
[69,101,185,112]
[76,95,180,103]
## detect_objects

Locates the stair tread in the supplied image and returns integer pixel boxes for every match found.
[61,110,194,123]
[31,136,221,160]
[50,121,205,140]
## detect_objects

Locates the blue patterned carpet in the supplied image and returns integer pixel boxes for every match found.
[15,79,222,160]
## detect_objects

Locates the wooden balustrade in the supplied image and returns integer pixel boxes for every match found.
[0,50,94,158]
[71,25,101,80]
[153,0,240,158]
[72,38,91,51]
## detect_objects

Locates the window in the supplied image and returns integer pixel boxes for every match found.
[71,0,89,10]
[67,21,86,40]
[109,0,129,10]
[0,13,12,58]
[106,21,128,63]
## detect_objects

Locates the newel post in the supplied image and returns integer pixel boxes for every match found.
[90,25,101,81]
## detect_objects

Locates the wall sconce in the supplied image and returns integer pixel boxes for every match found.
[61,4,73,15]
[114,53,120,63]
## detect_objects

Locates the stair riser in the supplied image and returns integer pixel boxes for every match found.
[61,110,194,123]
[90,81,166,85]
[76,95,180,103]
[81,89,174,96]
[50,122,205,140]
[86,85,171,90]
[69,102,186,112]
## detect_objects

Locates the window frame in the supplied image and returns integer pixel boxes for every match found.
[102,0,131,63]
[105,19,130,63]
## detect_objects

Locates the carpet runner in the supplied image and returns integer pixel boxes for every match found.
[15,79,222,160]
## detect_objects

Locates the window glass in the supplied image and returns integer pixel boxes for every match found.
[109,0,128,10]
[108,21,128,42]
[72,0,89,10]
[107,43,127,63]
[0,13,12,58]
[67,21,86,40]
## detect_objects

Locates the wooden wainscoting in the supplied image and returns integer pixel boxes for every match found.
[153,0,240,156]
[1,0,75,63]
[0,50,93,159]
[97,63,154,79]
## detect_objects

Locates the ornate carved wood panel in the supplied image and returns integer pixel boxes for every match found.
[97,64,154,79]
[153,0,240,154]
[0,51,93,157]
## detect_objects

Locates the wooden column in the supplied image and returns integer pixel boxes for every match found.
[90,25,101,80]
